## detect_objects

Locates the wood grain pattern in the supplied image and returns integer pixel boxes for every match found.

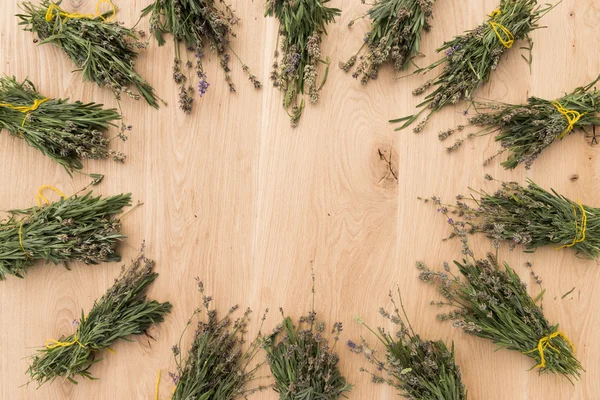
[1,0,599,398]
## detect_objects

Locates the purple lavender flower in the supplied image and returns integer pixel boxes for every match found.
[285,52,301,73]
[447,218,454,224]
[198,74,210,97]
[347,340,357,349]
[168,371,179,385]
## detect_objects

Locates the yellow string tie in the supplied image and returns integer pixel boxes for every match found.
[45,335,87,350]
[155,370,162,400]
[0,98,49,127]
[489,10,514,49]
[525,331,575,369]
[552,101,584,139]
[45,0,116,23]
[18,221,29,257]
[555,201,587,249]
[36,185,66,207]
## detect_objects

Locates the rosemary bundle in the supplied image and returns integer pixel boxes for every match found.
[266,0,341,126]
[168,279,266,400]
[27,253,172,385]
[418,231,583,380]
[340,0,436,84]
[350,290,467,400]
[18,0,161,108]
[440,76,600,169]
[0,75,125,173]
[0,188,131,280]
[143,0,261,114]
[392,0,555,132]
[433,178,600,259]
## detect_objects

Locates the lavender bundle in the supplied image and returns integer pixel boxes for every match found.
[340,0,436,84]
[0,188,131,280]
[168,280,266,400]
[27,254,172,385]
[266,0,341,126]
[440,76,600,169]
[418,235,583,381]
[143,0,261,114]
[350,290,467,400]
[392,0,555,132]
[432,178,600,259]
[0,75,126,173]
[18,0,161,108]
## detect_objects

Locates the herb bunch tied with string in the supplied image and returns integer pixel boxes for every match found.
[18,0,160,108]
[392,0,556,132]
[143,0,261,114]
[340,0,436,84]
[266,0,341,126]
[27,253,172,385]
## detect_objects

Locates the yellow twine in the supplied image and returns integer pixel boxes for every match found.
[45,335,87,350]
[0,98,49,127]
[18,221,28,257]
[45,0,116,23]
[155,370,161,400]
[524,331,575,369]
[552,101,584,139]
[489,9,514,48]
[555,201,587,249]
[36,185,66,207]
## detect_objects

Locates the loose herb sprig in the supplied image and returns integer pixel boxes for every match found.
[0,190,131,280]
[18,0,161,108]
[350,289,467,400]
[27,253,172,385]
[169,279,267,400]
[142,0,261,114]
[266,0,341,126]
[340,0,436,84]
[0,75,126,173]
[440,76,600,169]
[430,177,600,259]
[392,0,556,132]
[418,227,583,381]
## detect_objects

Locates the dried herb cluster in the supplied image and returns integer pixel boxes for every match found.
[432,178,600,260]
[143,0,261,114]
[0,191,131,280]
[418,227,583,381]
[27,254,172,385]
[170,280,266,400]
[18,0,160,108]
[351,290,467,400]
[266,0,341,126]
[0,75,125,173]
[341,0,436,84]
[440,76,600,169]
[392,0,555,131]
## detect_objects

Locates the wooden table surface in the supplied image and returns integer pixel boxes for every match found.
[1,0,599,399]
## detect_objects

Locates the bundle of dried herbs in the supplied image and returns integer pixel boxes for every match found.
[167,279,267,399]
[391,0,555,132]
[266,0,341,126]
[142,0,261,114]
[0,187,131,280]
[18,0,161,108]
[350,289,467,400]
[440,76,600,169]
[0,75,126,173]
[432,177,600,259]
[418,226,583,381]
[340,0,436,84]
[27,253,172,385]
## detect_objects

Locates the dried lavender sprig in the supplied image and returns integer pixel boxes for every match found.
[350,289,467,400]
[143,0,261,114]
[266,0,341,126]
[0,191,131,280]
[170,280,267,400]
[0,75,125,173]
[433,178,600,259]
[391,0,556,132]
[27,253,172,385]
[341,0,436,85]
[18,1,161,108]
[418,233,583,381]
[441,76,600,169]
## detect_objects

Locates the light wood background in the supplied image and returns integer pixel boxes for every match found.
[1,0,599,399]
